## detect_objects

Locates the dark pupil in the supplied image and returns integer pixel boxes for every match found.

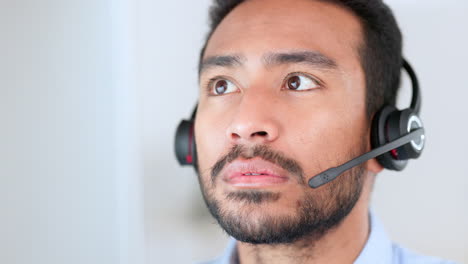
[215,80,228,94]
[288,76,301,90]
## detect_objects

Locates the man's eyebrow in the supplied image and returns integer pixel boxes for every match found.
[199,55,245,74]
[262,51,338,69]
[198,51,337,75]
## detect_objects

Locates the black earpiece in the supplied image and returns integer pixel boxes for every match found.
[174,107,197,166]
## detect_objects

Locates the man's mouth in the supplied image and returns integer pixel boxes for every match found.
[222,158,290,188]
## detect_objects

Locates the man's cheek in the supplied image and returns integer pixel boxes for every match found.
[196,135,220,174]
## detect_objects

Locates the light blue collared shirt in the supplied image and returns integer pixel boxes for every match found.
[202,212,457,264]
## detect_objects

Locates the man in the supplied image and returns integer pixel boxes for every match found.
[190,0,456,263]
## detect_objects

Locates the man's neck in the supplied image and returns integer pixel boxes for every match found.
[236,184,372,264]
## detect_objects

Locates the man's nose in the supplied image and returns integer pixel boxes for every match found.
[226,94,280,145]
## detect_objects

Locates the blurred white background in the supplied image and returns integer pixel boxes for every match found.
[1,0,467,264]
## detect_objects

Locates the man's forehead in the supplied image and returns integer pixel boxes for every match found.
[201,0,363,75]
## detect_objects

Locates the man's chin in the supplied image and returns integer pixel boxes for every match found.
[217,210,307,244]
[203,187,360,245]
[204,195,312,244]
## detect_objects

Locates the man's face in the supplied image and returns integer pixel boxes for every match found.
[195,0,376,244]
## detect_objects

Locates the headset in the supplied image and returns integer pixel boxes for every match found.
[174,59,425,188]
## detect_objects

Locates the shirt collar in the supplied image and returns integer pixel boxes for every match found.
[218,238,238,264]
[354,210,393,264]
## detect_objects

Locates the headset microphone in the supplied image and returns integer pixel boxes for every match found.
[308,128,424,188]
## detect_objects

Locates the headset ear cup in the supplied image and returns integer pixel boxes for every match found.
[174,120,196,165]
[403,111,424,159]
[371,106,408,171]
[387,109,425,160]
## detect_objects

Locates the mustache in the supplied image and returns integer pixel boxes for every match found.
[210,144,306,185]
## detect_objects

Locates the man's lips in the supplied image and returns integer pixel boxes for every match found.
[222,158,290,188]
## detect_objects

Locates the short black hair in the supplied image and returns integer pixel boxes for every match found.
[198,0,403,118]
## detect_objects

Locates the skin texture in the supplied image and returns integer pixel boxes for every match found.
[195,0,384,263]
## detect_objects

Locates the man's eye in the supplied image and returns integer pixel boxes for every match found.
[210,79,238,95]
[285,74,320,91]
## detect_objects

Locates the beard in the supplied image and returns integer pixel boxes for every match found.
[197,144,366,245]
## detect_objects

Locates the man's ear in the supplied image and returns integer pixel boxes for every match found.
[366,112,384,174]
[366,119,383,174]
[366,158,383,174]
